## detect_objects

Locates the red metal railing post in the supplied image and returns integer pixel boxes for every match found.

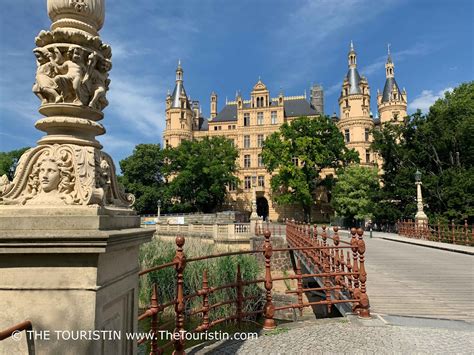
[150,284,162,355]
[295,260,304,316]
[263,230,276,330]
[350,228,360,312]
[451,220,455,244]
[322,225,327,246]
[196,270,210,332]
[464,220,469,245]
[173,236,186,355]
[236,264,243,328]
[357,228,370,318]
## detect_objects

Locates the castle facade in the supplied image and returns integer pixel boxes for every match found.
[163,43,407,221]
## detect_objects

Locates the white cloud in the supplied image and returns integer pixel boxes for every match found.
[107,74,166,138]
[273,0,400,87]
[408,87,453,112]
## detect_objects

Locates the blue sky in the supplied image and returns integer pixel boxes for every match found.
[0,0,473,167]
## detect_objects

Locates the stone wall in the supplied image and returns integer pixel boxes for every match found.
[250,235,292,271]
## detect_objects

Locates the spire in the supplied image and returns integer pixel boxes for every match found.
[348,41,357,68]
[381,48,402,103]
[171,60,188,108]
[387,43,392,63]
[345,41,361,94]
[176,59,183,82]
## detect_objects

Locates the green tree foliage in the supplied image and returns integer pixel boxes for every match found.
[119,144,165,215]
[372,82,474,223]
[261,116,359,220]
[164,137,239,213]
[0,147,30,180]
[331,165,380,221]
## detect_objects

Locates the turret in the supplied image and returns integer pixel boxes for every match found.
[337,42,374,166]
[377,45,407,124]
[210,91,218,119]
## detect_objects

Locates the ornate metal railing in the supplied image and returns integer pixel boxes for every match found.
[397,220,473,246]
[138,221,370,354]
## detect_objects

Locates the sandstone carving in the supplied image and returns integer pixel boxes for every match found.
[0,0,138,210]
[0,145,134,207]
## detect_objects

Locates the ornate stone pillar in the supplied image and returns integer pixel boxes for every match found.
[0,1,153,354]
[414,170,428,226]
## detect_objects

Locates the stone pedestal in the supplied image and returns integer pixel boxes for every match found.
[0,207,153,354]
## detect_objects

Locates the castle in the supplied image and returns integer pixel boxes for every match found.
[162,43,407,221]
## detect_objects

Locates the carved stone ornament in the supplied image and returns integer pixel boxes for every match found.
[0,144,134,207]
[1,0,139,209]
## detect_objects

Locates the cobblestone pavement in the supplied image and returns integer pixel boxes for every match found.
[188,316,474,355]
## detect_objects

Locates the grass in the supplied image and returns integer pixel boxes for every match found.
[139,237,264,321]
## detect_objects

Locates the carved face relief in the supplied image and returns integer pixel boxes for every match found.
[39,160,61,192]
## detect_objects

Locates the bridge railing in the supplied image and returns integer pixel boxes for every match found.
[138,221,370,354]
[397,219,473,246]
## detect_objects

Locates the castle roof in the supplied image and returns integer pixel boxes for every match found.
[381,77,402,103]
[346,67,362,94]
[171,81,189,109]
[210,98,317,124]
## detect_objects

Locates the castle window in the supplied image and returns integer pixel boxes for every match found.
[244,135,250,148]
[365,128,369,142]
[393,113,399,121]
[258,154,264,167]
[257,134,264,147]
[165,140,169,148]
[244,176,251,190]
[344,129,350,143]
[232,125,236,129]
[244,113,250,126]
[258,176,265,187]
[345,99,349,108]
[214,126,218,131]
[228,181,236,192]
[181,112,185,119]
[271,111,277,124]
[257,112,264,125]
[244,154,251,168]
[292,157,299,167]
[366,150,370,164]
[230,139,235,147]
[181,124,185,129]
[228,125,232,130]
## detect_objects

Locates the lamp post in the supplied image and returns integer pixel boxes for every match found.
[414,170,428,226]
[157,199,161,224]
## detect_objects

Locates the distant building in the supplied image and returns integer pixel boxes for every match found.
[310,84,324,115]
[162,43,407,221]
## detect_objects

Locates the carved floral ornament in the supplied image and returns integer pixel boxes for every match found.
[0,144,134,207]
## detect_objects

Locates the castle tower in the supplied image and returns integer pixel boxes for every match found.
[310,83,324,115]
[210,91,218,119]
[337,41,375,165]
[163,60,194,148]
[377,45,407,124]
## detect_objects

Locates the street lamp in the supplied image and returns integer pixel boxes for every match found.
[157,199,161,224]
[414,170,428,226]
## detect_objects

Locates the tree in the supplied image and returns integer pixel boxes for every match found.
[331,165,379,222]
[0,147,30,180]
[164,137,239,213]
[372,82,474,223]
[261,116,359,221]
[119,144,165,215]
